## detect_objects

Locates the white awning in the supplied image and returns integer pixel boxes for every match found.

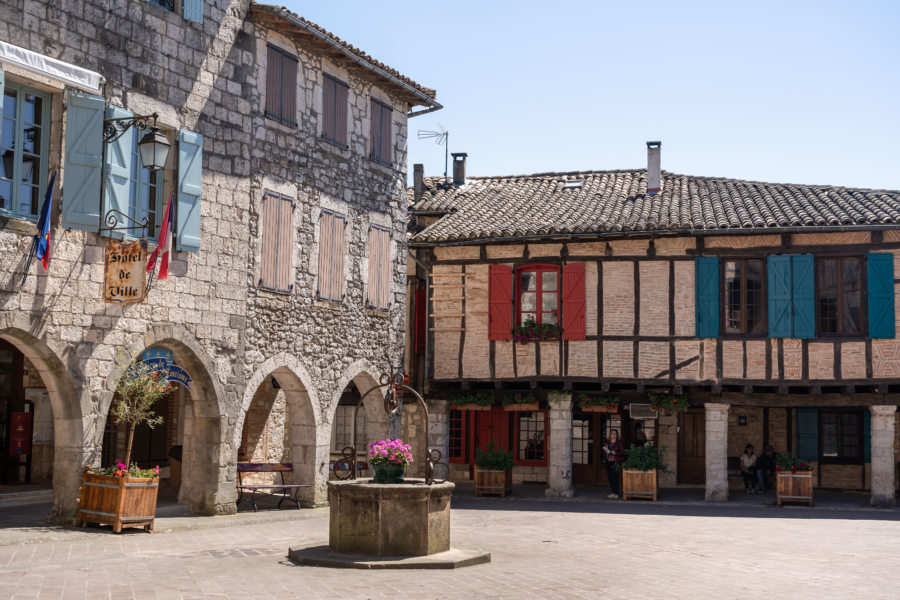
[0,40,103,94]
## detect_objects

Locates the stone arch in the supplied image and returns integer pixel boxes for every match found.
[0,320,83,522]
[236,355,323,505]
[327,361,389,464]
[100,325,228,514]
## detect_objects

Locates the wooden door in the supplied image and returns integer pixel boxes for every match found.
[678,410,706,484]
[572,413,613,486]
[470,407,509,477]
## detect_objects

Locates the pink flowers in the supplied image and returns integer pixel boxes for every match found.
[368,439,414,467]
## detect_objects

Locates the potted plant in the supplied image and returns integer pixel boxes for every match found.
[368,438,414,483]
[473,440,513,497]
[502,392,539,411]
[451,391,495,411]
[76,360,168,532]
[512,319,563,344]
[648,392,688,415]
[577,393,620,413]
[775,454,814,507]
[619,444,670,501]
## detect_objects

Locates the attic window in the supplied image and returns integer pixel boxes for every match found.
[563,180,584,189]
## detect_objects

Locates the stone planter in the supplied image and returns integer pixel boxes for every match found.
[373,463,406,484]
[452,403,492,411]
[75,470,159,532]
[473,466,512,497]
[503,402,540,412]
[622,469,658,501]
[776,470,813,506]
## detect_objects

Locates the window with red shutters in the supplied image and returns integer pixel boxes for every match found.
[489,265,514,340]
[562,263,586,340]
[516,264,561,326]
[323,74,349,147]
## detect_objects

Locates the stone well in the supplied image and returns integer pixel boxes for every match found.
[328,478,454,556]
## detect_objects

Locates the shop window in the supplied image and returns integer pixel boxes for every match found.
[0,81,50,220]
[514,410,547,466]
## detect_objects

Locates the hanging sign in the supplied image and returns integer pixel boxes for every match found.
[9,412,32,456]
[104,239,148,303]
[140,349,192,391]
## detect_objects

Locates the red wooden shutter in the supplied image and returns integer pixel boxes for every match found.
[414,287,426,354]
[260,194,278,288]
[489,265,514,341]
[322,76,335,140]
[276,197,293,291]
[562,263,586,340]
[318,211,333,298]
[265,45,281,119]
[335,81,348,145]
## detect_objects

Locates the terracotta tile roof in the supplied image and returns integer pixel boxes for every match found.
[410,170,900,243]
[251,3,437,104]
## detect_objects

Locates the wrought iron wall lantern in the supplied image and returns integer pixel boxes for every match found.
[103,112,171,172]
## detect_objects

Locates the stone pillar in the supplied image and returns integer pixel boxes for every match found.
[870,405,897,507]
[704,403,730,502]
[427,399,451,468]
[545,392,574,498]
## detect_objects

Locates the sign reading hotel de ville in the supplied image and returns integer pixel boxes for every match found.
[103,239,147,304]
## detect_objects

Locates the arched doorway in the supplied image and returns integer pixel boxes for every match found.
[328,368,389,477]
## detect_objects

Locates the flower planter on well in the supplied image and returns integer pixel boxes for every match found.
[76,470,159,532]
[622,469,658,501]
[503,402,541,412]
[776,470,813,506]
[473,466,512,497]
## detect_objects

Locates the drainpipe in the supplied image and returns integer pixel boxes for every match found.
[408,249,431,381]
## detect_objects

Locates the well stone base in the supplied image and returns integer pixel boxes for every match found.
[328,478,454,557]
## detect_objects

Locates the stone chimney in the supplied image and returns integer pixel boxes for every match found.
[413,163,424,203]
[646,141,661,195]
[452,152,468,186]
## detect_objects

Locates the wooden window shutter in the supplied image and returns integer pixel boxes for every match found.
[332,214,346,300]
[694,257,720,338]
[62,91,104,231]
[282,53,298,126]
[175,129,203,252]
[265,45,281,119]
[489,265,514,341]
[379,103,391,164]
[796,408,818,461]
[369,98,378,158]
[276,197,293,291]
[767,255,793,338]
[101,104,133,240]
[183,0,203,24]
[790,254,815,339]
[335,81,348,145]
[260,194,278,289]
[867,253,895,339]
[378,229,391,308]
[317,211,333,298]
[561,263,586,340]
[322,76,335,141]
[414,287,426,354]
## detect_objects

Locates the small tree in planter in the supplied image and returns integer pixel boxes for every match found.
[112,360,169,467]
[474,440,514,497]
[619,444,670,501]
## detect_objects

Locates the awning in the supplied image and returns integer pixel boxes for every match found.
[0,40,103,94]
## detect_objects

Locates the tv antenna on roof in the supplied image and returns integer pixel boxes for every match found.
[417,124,449,183]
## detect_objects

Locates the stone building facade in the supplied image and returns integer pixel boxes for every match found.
[408,147,900,506]
[0,0,438,520]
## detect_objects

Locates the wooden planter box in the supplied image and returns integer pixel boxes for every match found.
[622,469,658,501]
[76,471,159,532]
[452,403,492,411]
[776,470,813,507]
[473,467,512,497]
[503,402,540,412]
[579,404,618,413]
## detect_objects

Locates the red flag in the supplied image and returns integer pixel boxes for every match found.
[147,194,173,280]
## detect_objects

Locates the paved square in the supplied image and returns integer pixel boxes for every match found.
[1,497,898,599]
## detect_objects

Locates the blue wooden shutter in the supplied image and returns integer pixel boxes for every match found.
[767,256,792,337]
[176,129,202,252]
[796,408,818,461]
[101,105,133,240]
[863,409,871,463]
[867,253,895,339]
[183,0,203,24]
[791,254,815,339]
[0,68,5,145]
[694,256,719,338]
[62,91,104,231]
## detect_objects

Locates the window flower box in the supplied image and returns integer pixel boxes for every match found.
[647,392,688,415]
[502,393,539,412]
[451,392,494,411]
[512,321,562,345]
[578,394,620,413]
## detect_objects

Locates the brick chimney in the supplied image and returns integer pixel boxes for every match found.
[413,163,424,203]
[452,152,468,186]
[646,141,661,195]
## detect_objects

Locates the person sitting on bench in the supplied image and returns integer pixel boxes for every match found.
[739,444,759,493]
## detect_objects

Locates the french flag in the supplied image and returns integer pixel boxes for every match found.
[147,194,172,280]
[34,171,55,270]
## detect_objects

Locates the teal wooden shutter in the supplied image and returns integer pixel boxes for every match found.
[767,256,793,337]
[863,409,871,463]
[791,255,815,339]
[867,253,895,339]
[694,256,719,338]
[183,0,203,24]
[62,91,104,231]
[101,105,133,240]
[0,68,4,146]
[796,408,818,461]
[176,129,202,252]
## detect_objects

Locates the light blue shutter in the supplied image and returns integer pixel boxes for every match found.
[863,410,871,463]
[176,129,202,252]
[767,256,793,337]
[791,254,815,339]
[62,91,104,231]
[796,408,818,462]
[694,256,719,338]
[0,68,5,145]
[867,253,895,339]
[183,0,203,24]
[101,105,133,240]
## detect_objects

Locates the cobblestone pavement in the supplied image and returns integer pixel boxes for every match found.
[1,495,899,599]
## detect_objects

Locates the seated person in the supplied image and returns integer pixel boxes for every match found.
[756,445,777,492]
[739,444,758,493]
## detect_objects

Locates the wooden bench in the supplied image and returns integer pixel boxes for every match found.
[236,463,309,512]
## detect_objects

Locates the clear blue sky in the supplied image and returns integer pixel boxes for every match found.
[286,1,900,190]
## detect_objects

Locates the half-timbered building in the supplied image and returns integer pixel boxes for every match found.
[407,145,899,505]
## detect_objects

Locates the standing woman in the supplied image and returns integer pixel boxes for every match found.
[740,443,758,493]
[603,429,624,499]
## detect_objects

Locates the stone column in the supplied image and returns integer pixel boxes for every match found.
[545,392,574,498]
[427,399,451,479]
[704,403,730,502]
[870,405,897,507]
